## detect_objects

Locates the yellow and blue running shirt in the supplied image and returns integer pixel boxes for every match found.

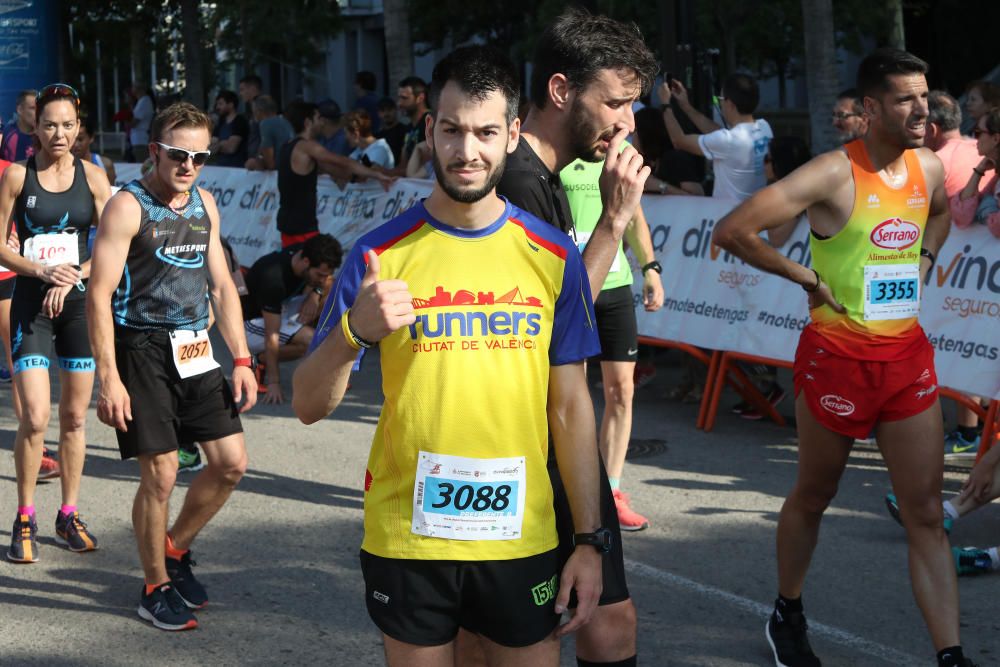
[311,197,600,561]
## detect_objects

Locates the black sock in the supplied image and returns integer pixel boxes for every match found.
[775,594,803,614]
[577,658,637,667]
[958,425,980,441]
[937,646,964,667]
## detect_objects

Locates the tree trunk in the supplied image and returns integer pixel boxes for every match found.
[180,0,205,108]
[886,0,905,50]
[801,0,839,152]
[129,25,146,86]
[383,0,413,95]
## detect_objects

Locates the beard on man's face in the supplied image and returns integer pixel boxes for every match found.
[432,147,507,204]
[568,97,617,163]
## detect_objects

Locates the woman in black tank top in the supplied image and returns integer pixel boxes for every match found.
[0,84,112,561]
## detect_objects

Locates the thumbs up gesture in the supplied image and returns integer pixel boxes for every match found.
[348,249,416,343]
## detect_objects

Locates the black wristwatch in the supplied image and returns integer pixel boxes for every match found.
[573,528,613,554]
[641,261,663,275]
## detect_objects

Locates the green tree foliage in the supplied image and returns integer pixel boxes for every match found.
[209,0,343,71]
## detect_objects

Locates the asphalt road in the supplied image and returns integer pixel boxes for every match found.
[1,348,998,666]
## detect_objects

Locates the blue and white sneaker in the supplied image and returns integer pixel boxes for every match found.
[884,492,953,534]
[943,430,980,460]
[953,547,993,576]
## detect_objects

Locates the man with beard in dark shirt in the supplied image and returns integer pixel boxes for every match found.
[490,8,656,667]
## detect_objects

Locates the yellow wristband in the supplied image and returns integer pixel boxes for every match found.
[341,310,361,351]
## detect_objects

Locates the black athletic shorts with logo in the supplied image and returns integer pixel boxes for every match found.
[10,284,93,374]
[359,548,561,647]
[593,284,639,363]
[114,328,243,460]
[551,455,630,606]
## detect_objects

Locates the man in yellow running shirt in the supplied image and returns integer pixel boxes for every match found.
[293,46,607,666]
[714,49,973,667]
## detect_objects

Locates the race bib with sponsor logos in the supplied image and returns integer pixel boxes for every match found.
[863,263,920,321]
[169,329,220,378]
[22,232,79,267]
[412,451,526,541]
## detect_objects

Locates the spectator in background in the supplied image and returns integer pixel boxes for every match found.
[952,108,1000,236]
[352,71,381,134]
[343,110,394,169]
[315,99,351,156]
[242,233,342,405]
[239,74,263,158]
[633,106,704,195]
[375,96,408,165]
[0,90,36,163]
[210,90,250,167]
[660,73,772,201]
[129,81,154,162]
[72,115,116,184]
[964,80,1000,128]
[762,136,811,247]
[276,100,392,248]
[832,88,868,143]
[921,91,994,459]
[926,90,994,198]
[395,75,430,175]
[244,95,293,171]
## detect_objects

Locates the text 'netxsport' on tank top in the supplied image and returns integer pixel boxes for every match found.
[276,137,318,235]
[808,139,930,360]
[13,155,95,300]
[113,180,211,331]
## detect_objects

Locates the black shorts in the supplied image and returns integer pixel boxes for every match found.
[550,455,630,606]
[0,276,14,301]
[593,285,638,362]
[10,285,93,374]
[359,549,561,647]
[114,328,243,460]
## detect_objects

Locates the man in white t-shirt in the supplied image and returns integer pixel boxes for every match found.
[660,73,772,202]
[129,82,155,162]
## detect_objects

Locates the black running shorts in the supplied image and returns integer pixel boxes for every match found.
[359,548,561,647]
[550,455,630,606]
[10,285,93,374]
[0,276,13,301]
[593,285,639,363]
[114,328,243,460]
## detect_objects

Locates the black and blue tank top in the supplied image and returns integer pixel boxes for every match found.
[13,156,95,300]
[113,180,211,331]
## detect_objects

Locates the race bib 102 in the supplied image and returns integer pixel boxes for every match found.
[22,232,79,268]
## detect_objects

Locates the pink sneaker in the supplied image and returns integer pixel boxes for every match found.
[612,489,649,531]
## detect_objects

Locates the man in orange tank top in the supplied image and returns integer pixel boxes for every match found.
[713,50,973,667]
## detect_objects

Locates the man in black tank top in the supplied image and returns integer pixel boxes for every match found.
[276,100,392,248]
[87,102,258,632]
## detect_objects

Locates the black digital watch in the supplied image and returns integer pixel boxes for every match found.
[641,261,662,275]
[573,527,613,554]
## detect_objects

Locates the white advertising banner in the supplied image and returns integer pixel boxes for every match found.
[635,195,1000,400]
[113,165,999,398]
[113,164,434,268]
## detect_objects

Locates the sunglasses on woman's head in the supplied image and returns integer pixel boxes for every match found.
[37,83,80,106]
[156,142,211,166]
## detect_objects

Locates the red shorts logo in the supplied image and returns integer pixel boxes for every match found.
[820,394,856,416]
